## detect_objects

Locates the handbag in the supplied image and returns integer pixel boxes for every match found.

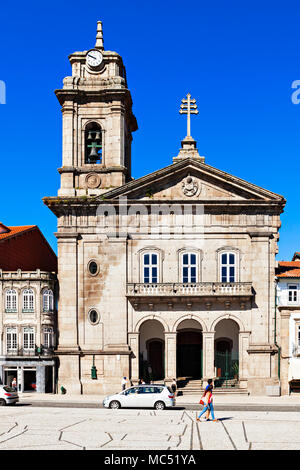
[199,399,204,405]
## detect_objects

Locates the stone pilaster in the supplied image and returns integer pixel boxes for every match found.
[164,332,177,383]
[238,332,250,388]
[128,332,140,383]
[55,234,79,352]
[202,332,215,380]
[280,308,291,395]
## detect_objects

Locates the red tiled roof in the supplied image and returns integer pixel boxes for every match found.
[277,269,300,278]
[278,261,300,268]
[0,225,57,272]
[0,225,36,242]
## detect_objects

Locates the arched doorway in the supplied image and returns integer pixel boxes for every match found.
[147,339,164,380]
[214,319,239,385]
[139,320,165,381]
[176,319,202,379]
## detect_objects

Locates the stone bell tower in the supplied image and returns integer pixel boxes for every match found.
[56,21,138,197]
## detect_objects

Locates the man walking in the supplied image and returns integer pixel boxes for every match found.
[121,376,128,391]
[171,378,177,396]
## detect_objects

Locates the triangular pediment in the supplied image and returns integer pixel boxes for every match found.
[97,158,284,203]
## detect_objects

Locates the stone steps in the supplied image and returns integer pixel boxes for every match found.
[176,378,248,395]
[179,388,248,395]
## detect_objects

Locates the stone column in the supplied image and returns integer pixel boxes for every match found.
[164,332,177,384]
[238,332,250,389]
[280,309,291,395]
[202,332,215,380]
[36,365,45,393]
[128,332,139,384]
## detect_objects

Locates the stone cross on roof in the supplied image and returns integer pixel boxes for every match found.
[173,93,204,163]
[179,93,199,138]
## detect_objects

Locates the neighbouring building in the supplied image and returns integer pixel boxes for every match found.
[0,223,57,393]
[277,252,300,395]
[44,21,286,396]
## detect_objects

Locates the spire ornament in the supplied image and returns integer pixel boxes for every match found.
[95,21,104,49]
[173,93,205,163]
[179,93,198,139]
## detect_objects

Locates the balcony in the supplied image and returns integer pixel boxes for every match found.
[126,282,253,301]
[5,346,55,357]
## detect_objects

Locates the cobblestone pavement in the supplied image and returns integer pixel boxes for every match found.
[0,407,300,450]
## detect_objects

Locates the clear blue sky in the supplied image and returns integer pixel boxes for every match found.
[0,0,299,260]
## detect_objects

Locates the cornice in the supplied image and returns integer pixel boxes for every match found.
[58,165,127,175]
[98,157,286,204]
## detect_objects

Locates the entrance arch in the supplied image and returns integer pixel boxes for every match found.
[139,320,165,381]
[214,319,239,384]
[176,319,202,379]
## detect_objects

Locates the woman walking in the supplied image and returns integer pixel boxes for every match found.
[197,383,218,422]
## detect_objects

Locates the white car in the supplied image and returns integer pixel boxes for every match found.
[103,385,175,410]
[0,385,19,406]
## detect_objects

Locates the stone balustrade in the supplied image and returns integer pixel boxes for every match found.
[127,282,253,297]
[0,270,56,281]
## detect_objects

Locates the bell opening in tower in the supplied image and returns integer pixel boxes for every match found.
[85,122,102,164]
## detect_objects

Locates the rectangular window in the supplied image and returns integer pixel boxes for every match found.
[182,253,198,283]
[43,329,53,348]
[220,252,236,283]
[288,285,298,303]
[6,328,17,352]
[6,290,17,312]
[23,328,35,350]
[143,253,158,283]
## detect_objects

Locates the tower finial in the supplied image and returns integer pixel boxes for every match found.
[95,21,104,49]
[173,93,205,163]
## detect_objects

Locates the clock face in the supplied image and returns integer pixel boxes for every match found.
[86,50,103,68]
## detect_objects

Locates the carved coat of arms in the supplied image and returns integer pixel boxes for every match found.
[182,175,200,197]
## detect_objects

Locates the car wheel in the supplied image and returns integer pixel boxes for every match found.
[154,401,165,410]
[0,399,6,406]
[109,400,121,409]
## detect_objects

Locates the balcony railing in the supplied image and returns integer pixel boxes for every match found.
[127,282,253,298]
[6,348,36,356]
[5,346,54,357]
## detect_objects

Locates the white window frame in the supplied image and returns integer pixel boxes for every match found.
[43,289,54,312]
[22,289,34,312]
[181,252,198,283]
[142,252,159,283]
[43,327,54,348]
[5,289,17,312]
[288,284,299,304]
[6,328,17,352]
[23,327,35,350]
[220,252,237,283]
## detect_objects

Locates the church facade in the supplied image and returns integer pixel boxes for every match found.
[44,22,286,395]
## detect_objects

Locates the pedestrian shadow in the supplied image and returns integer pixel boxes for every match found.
[215,417,233,421]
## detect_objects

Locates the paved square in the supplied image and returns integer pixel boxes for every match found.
[0,407,299,450]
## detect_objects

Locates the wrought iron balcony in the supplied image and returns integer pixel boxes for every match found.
[126,282,253,299]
